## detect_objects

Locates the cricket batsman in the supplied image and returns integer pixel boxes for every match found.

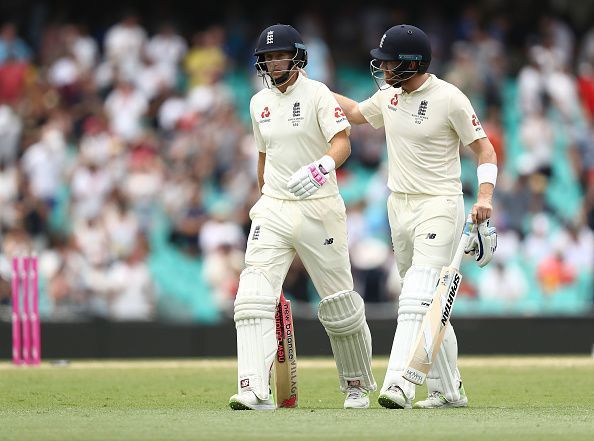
[333,24,498,408]
[229,24,376,410]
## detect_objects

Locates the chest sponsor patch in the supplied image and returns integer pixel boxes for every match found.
[388,94,399,111]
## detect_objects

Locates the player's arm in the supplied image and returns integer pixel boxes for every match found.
[468,137,497,224]
[257,152,266,194]
[333,93,368,125]
[464,137,498,268]
[326,129,351,169]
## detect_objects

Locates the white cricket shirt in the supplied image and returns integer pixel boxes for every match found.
[250,74,350,200]
[359,74,486,195]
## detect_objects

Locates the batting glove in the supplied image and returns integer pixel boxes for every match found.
[287,156,334,200]
[464,218,498,267]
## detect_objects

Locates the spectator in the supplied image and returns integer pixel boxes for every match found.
[479,260,529,304]
[104,79,149,142]
[103,13,147,79]
[145,23,187,70]
[537,249,576,295]
[105,235,156,320]
[184,26,227,88]
[0,104,22,163]
[0,23,31,64]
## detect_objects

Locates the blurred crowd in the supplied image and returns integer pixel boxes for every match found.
[0,6,593,321]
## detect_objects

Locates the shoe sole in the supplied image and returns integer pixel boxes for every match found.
[378,394,411,409]
[344,402,370,409]
[229,400,252,410]
[414,399,468,409]
[229,399,276,411]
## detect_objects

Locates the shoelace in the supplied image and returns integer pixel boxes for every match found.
[346,387,364,399]
[427,391,445,401]
[387,384,402,393]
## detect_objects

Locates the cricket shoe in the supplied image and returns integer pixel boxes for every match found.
[344,386,370,409]
[377,384,412,409]
[413,384,468,409]
[229,391,276,410]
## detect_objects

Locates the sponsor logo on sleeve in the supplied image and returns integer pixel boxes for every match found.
[334,107,347,123]
[260,106,271,123]
[472,114,483,131]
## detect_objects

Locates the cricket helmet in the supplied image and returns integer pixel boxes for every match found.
[370,24,431,88]
[254,24,307,87]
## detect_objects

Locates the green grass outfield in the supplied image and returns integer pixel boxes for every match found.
[1,356,593,441]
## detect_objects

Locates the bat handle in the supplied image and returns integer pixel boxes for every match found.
[451,214,475,269]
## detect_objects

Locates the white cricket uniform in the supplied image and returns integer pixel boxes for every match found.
[248,74,353,298]
[360,74,487,401]
[360,74,487,276]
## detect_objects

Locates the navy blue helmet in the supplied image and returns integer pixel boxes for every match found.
[370,24,431,88]
[254,24,307,86]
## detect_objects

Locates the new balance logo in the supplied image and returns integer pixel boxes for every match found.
[266,31,274,44]
[426,233,436,239]
[323,238,334,245]
[252,225,261,240]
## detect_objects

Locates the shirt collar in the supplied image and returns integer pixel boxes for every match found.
[401,73,434,95]
[271,72,303,96]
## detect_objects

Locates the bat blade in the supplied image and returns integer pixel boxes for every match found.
[274,293,298,408]
[403,266,462,385]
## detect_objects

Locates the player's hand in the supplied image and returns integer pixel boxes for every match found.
[471,197,492,224]
[464,219,497,267]
[287,162,328,199]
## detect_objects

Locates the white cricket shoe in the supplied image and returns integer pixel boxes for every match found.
[414,384,468,409]
[344,386,370,409]
[229,391,276,410]
[377,384,412,409]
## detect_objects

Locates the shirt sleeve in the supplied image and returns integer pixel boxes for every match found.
[316,83,351,142]
[250,97,266,153]
[448,87,487,146]
[359,90,385,129]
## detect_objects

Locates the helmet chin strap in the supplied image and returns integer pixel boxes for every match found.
[271,71,291,86]
[269,68,299,88]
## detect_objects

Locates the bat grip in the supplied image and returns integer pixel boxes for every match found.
[451,214,474,270]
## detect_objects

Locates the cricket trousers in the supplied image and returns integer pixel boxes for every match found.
[384,192,465,401]
[245,194,354,299]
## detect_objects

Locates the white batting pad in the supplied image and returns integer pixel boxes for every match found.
[234,267,278,400]
[382,266,439,400]
[318,290,377,392]
[427,323,462,401]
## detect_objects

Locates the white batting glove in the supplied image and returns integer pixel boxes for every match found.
[287,156,335,200]
[464,218,498,267]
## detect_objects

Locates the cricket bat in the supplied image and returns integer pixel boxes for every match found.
[274,292,298,408]
[402,214,474,385]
